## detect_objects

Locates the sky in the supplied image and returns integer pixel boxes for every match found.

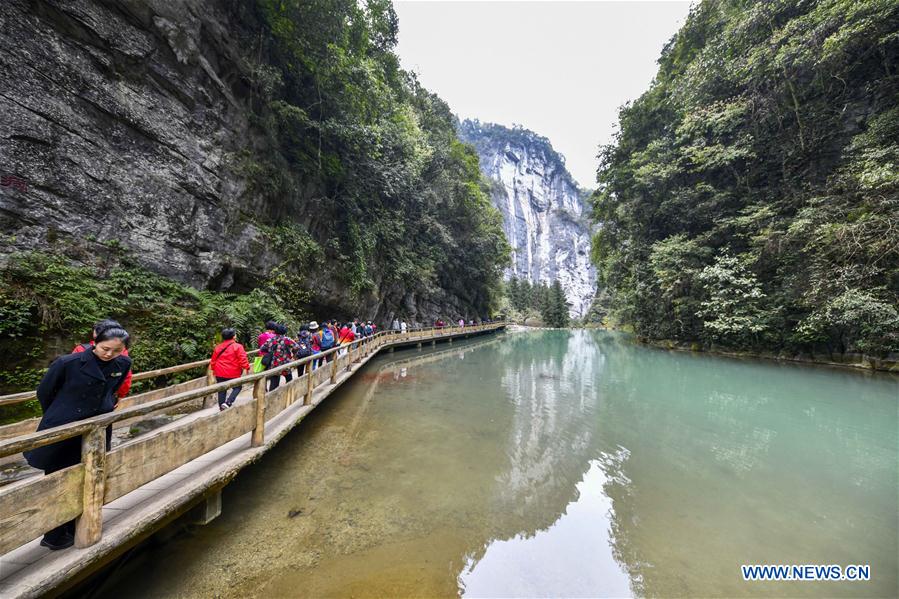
[394,0,693,188]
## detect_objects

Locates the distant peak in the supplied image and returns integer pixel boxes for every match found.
[458,119,582,191]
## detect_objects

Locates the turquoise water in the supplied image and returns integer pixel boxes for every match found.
[97,330,898,597]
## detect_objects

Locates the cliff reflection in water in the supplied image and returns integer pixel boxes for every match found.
[460,330,897,598]
[459,330,633,596]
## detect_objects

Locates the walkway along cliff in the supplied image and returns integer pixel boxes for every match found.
[0,323,506,598]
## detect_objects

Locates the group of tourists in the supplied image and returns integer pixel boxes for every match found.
[210,319,380,409]
[25,312,489,550]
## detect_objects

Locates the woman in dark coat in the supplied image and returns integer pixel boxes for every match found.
[24,327,132,550]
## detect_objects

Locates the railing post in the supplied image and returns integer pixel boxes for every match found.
[305,362,314,405]
[204,366,217,409]
[330,353,338,384]
[74,426,107,548]
[251,378,266,447]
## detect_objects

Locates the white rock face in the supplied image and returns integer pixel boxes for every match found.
[459,120,596,318]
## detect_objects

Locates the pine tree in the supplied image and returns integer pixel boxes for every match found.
[520,279,533,311]
[508,277,521,311]
[549,280,570,328]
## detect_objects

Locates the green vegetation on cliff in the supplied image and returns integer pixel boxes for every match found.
[0,252,297,401]
[591,0,899,356]
[240,0,509,313]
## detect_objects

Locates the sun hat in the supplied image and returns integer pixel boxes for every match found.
[309,321,320,330]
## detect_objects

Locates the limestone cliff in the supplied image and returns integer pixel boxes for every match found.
[459,120,596,318]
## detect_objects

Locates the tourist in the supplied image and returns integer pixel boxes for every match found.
[210,328,249,411]
[317,320,337,361]
[392,317,400,331]
[321,318,340,362]
[25,327,132,550]
[400,320,407,334]
[72,319,133,399]
[258,320,277,355]
[309,321,324,368]
[295,325,314,375]
[339,321,356,345]
[260,324,296,391]
[459,318,464,327]
[364,321,374,337]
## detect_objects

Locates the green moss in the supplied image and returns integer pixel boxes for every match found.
[0,251,304,405]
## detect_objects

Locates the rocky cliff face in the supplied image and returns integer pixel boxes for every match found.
[459,120,596,318]
[0,0,262,285]
[0,0,488,325]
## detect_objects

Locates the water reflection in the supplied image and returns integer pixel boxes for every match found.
[460,458,632,597]
[91,329,898,599]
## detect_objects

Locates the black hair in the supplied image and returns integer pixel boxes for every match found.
[95,327,131,349]
[265,320,277,331]
[299,324,309,332]
[221,328,236,340]
[275,323,288,335]
[92,319,121,336]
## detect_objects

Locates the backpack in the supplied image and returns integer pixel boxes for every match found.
[296,338,313,358]
[260,337,276,367]
[320,328,335,349]
[364,325,373,337]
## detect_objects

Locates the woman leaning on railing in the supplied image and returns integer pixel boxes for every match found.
[23,327,132,550]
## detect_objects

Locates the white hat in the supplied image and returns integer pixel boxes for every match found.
[309,321,319,330]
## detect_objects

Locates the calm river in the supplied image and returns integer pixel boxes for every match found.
[95,330,898,597]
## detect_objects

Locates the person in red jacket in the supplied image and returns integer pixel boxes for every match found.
[210,328,249,410]
[72,319,133,402]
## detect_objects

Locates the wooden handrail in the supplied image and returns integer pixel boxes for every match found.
[0,324,504,458]
[0,323,484,406]
[0,325,476,407]
[0,350,261,407]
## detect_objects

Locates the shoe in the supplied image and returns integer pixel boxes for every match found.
[219,404,227,411]
[40,534,74,550]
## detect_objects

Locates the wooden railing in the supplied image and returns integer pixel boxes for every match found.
[0,323,504,554]
[0,350,266,408]
[0,350,262,446]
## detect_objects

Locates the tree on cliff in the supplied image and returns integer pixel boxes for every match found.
[591,0,899,355]
[243,0,511,314]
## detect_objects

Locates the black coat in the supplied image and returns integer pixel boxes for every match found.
[24,350,132,472]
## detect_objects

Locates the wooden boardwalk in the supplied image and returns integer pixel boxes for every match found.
[0,323,505,598]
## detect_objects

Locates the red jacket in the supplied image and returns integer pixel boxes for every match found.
[72,343,132,399]
[338,327,355,344]
[210,341,250,378]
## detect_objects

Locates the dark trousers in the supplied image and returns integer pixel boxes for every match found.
[215,376,241,407]
[268,369,293,391]
[39,427,113,545]
[44,462,76,543]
